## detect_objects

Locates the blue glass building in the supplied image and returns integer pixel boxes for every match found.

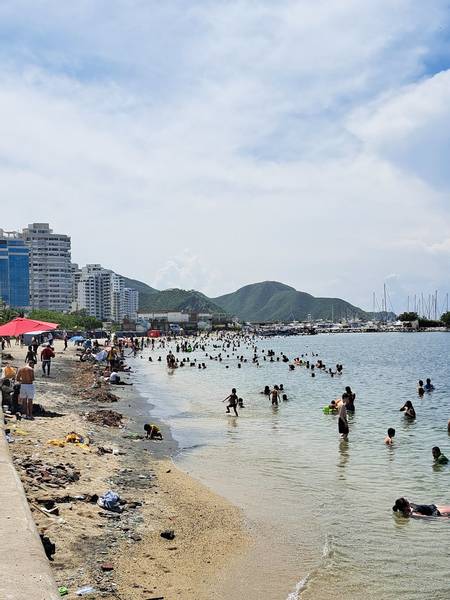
[0,238,30,308]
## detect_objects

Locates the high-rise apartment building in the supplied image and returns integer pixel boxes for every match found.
[21,223,72,312]
[71,263,82,311]
[123,287,139,320]
[77,264,139,322]
[0,230,30,308]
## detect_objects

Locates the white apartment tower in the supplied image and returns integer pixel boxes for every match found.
[21,223,72,312]
[123,287,139,320]
[77,264,138,322]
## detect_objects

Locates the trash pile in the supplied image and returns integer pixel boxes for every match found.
[85,410,123,428]
[79,388,119,403]
[15,458,80,488]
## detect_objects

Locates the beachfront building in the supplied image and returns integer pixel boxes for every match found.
[71,263,82,311]
[77,264,139,322]
[123,287,139,320]
[21,223,72,312]
[0,229,30,309]
[138,310,215,333]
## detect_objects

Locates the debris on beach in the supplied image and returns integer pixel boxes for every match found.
[160,529,175,540]
[97,490,123,513]
[15,457,80,488]
[79,388,119,403]
[85,409,123,428]
[123,432,145,440]
[47,431,90,450]
[75,585,95,596]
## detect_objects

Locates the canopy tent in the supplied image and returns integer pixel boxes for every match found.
[0,317,59,337]
[69,335,85,342]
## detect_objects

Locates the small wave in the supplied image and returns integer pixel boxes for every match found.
[286,535,333,599]
[322,533,333,558]
[286,574,310,600]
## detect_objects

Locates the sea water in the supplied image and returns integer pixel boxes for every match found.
[133,332,450,600]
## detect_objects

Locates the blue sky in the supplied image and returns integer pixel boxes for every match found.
[0,0,449,311]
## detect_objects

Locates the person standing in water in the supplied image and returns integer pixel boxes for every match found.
[345,386,356,412]
[384,428,396,445]
[338,393,349,440]
[425,378,435,391]
[223,388,239,416]
[270,385,280,406]
[400,400,416,419]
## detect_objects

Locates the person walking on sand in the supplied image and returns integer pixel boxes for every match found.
[41,343,55,377]
[16,360,35,419]
[223,388,239,416]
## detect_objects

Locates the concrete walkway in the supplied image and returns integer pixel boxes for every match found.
[0,411,60,600]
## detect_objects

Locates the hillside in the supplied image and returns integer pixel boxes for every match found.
[123,276,374,322]
[213,281,368,322]
[138,288,225,314]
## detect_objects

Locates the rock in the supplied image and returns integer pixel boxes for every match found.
[160,530,175,540]
[100,563,114,571]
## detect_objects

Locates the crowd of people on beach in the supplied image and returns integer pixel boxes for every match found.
[1,328,448,520]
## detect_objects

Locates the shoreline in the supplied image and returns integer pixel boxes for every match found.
[3,342,248,599]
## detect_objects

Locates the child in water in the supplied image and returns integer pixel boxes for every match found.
[384,428,395,445]
[223,388,239,416]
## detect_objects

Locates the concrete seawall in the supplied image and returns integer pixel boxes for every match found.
[0,410,60,600]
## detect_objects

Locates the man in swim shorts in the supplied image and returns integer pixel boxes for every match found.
[16,360,35,419]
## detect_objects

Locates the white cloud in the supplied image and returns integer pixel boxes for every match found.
[0,1,449,310]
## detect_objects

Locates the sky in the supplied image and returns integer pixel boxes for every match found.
[1,0,450,312]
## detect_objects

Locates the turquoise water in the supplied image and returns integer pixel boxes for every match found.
[134,332,450,600]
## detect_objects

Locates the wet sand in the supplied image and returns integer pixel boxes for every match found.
[3,341,248,599]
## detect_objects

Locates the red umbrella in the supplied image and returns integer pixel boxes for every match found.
[0,317,59,337]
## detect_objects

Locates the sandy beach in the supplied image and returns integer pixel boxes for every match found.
[3,341,248,599]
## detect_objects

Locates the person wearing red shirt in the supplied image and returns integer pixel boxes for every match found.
[40,344,55,377]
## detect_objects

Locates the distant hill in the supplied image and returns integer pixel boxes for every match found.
[122,276,378,322]
[122,276,158,309]
[213,281,369,322]
[138,288,225,314]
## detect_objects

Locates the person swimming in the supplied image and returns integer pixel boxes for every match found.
[432,446,449,464]
[392,497,450,518]
[425,378,435,391]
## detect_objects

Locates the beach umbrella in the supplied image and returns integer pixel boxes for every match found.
[0,317,59,337]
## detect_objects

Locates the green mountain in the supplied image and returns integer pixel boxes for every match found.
[213,281,368,322]
[122,277,375,322]
[138,288,225,314]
